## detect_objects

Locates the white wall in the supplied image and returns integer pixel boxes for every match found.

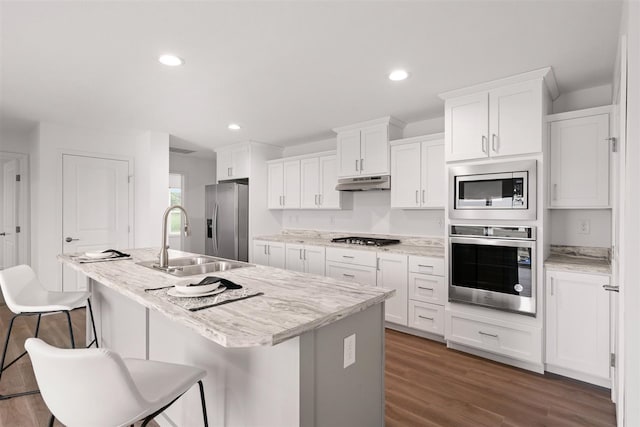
[552,84,613,114]
[31,122,169,290]
[169,153,216,254]
[549,210,611,248]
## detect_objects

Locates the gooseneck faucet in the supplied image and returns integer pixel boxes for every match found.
[159,205,191,268]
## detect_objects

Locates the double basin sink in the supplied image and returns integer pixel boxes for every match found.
[137,255,249,277]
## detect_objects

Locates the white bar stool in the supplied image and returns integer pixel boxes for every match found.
[26,338,209,427]
[0,264,99,400]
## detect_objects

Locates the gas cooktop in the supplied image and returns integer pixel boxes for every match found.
[330,237,401,247]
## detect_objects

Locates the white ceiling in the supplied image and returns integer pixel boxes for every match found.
[0,1,622,153]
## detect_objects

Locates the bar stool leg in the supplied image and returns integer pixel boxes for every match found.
[86,298,99,348]
[64,311,75,349]
[198,380,209,427]
[48,414,55,427]
[0,315,18,380]
[34,314,42,338]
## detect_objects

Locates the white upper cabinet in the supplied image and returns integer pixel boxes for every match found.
[546,270,611,386]
[440,68,556,162]
[444,92,489,162]
[548,109,611,208]
[334,117,404,178]
[390,134,445,209]
[269,152,341,210]
[217,143,250,181]
[267,162,284,209]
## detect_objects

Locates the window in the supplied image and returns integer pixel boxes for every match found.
[168,173,183,235]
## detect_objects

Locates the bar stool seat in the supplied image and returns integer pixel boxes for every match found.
[26,338,209,427]
[0,264,99,400]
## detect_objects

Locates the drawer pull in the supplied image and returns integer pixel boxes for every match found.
[343,273,355,278]
[417,286,434,291]
[342,255,355,259]
[417,264,433,268]
[478,331,498,338]
[418,315,434,321]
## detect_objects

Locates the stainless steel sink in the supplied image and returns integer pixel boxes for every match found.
[137,256,250,277]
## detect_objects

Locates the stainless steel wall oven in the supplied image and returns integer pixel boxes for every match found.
[449,225,536,316]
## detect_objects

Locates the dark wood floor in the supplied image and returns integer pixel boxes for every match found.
[0,304,616,426]
[385,329,616,427]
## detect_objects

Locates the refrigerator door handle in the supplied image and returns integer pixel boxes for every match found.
[213,204,219,253]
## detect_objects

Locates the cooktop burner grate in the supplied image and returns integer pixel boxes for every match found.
[330,237,401,246]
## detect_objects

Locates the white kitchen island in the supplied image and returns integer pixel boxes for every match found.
[58,248,393,427]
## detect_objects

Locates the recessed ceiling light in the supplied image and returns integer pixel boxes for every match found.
[158,54,184,66]
[228,123,241,131]
[389,69,409,81]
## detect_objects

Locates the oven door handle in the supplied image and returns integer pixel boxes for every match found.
[449,236,535,248]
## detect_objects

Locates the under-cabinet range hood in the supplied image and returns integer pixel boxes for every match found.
[335,175,390,191]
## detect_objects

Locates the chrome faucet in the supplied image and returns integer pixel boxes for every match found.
[159,205,191,268]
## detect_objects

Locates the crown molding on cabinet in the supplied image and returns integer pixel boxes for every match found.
[214,140,284,153]
[266,150,337,164]
[332,116,406,134]
[438,67,559,101]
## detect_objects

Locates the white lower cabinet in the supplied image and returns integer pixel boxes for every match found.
[252,240,285,269]
[445,310,542,364]
[376,253,408,325]
[409,301,445,335]
[285,243,326,275]
[545,270,611,386]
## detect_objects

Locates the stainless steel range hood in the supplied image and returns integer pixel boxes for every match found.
[335,176,390,191]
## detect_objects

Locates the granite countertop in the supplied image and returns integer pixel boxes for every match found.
[544,245,611,275]
[58,248,394,348]
[255,230,445,258]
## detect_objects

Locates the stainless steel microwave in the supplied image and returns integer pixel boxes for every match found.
[449,160,537,220]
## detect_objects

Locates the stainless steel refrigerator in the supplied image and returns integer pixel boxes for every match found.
[205,182,249,262]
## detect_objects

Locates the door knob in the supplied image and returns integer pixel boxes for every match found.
[0,233,5,236]
[65,237,80,243]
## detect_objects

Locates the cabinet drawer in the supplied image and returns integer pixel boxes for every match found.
[408,256,444,276]
[326,247,377,267]
[325,261,376,286]
[446,311,541,363]
[408,273,446,305]
[409,301,444,335]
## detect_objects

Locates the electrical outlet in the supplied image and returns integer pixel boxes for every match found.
[343,333,356,368]
[578,219,591,234]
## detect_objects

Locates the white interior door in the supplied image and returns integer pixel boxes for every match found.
[62,155,130,291]
[2,159,19,269]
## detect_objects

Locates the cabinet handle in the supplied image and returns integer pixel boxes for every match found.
[318,194,322,206]
[315,194,318,205]
[550,278,554,296]
[355,159,359,171]
[418,315,434,321]
[361,158,364,171]
[481,136,488,153]
[267,245,271,255]
[299,248,303,260]
[417,286,434,291]
[415,190,419,204]
[478,331,498,338]
[343,273,355,278]
[342,255,355,259]
[492,134,498,152]
[228,167,231,177]
[376,257,380,271]
[303,249,307,261]
[65,237,80,243]
[264,245,267,255]
[417,264,433,269]
[282,195,285,206]
[603,284,619,292]
[553,184,558,201]
[422,190,425,204]
[230,167,233,176]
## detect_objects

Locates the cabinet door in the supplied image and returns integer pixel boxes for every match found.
[444,92,489,162]
[318,155,341,209]
[421,140,445,208]
[267,241,286,269]
[549,114,610,208]
[304,245,326,275]
[283,160,301,209]
[253,240,270,266]
[337,130,361,178]
[390,142,421,208]
[300,158,320,209]
[325,262,376,286]
[216,149,232,182]
[377,253,408,326]
[285,243,305,272]
[267,162,284,209]
[546,271,610,380]
[230,144,250,179]
[360,124,389,175]
[489,80,542,158]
